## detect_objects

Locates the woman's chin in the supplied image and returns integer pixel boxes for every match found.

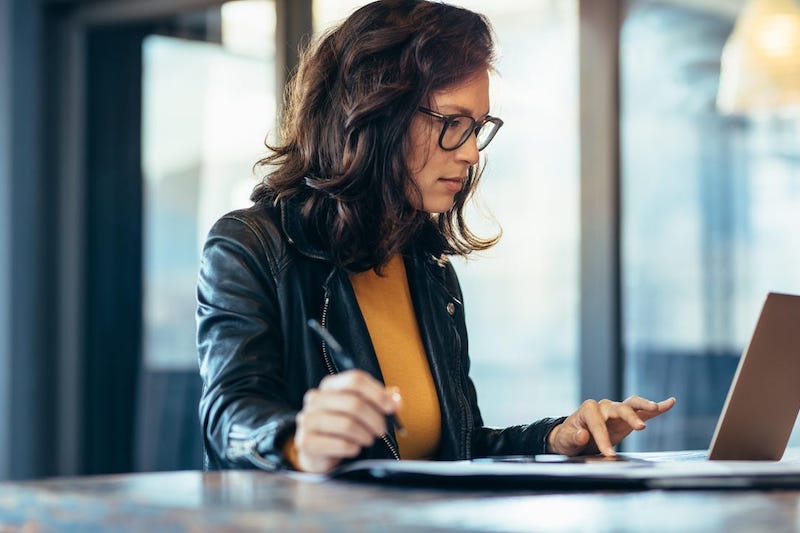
[421,197,456,214]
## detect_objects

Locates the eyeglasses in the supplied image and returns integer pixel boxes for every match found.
[417,106,504,151]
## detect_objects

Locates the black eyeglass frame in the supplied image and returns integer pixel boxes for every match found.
[417,106,504,151]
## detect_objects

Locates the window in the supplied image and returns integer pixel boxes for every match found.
[142,1,277,371]
[620,1,800,450]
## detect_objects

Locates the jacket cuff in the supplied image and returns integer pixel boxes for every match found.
[541,416,568,454]
[226,413,298,470]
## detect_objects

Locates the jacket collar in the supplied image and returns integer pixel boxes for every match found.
[278,193,450,267]
[279,196,330,262]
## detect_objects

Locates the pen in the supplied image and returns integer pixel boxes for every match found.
[307,319,407,436]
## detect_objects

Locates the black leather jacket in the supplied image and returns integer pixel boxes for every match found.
[197,198,564,470]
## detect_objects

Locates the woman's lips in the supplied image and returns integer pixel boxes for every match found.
[439,177,465,193]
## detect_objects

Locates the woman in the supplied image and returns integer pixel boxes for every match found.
[197,0,674,474]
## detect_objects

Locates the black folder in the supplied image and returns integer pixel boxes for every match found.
[329,454,800,490]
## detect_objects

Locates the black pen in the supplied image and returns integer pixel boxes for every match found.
[307,319,406,436]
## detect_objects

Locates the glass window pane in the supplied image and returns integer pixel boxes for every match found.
[142,1,277,371]
[621,1,800,451]
[313,0,580,426]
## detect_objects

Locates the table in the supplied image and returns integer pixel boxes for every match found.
[0,469,799,532]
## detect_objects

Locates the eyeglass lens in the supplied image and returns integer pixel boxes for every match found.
[442,117,499,151]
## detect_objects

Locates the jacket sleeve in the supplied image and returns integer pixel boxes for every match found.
[470,383,567,456]
[197,214,297,470]
[443,262,567,457]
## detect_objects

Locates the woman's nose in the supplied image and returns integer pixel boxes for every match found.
[455,132,480,165]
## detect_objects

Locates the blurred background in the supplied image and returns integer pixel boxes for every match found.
[1,0,799,480]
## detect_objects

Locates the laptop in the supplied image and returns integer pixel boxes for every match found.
[705,292,800,461]
[327,292,800,489]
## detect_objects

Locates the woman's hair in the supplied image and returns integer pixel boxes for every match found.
[252,0,499,271]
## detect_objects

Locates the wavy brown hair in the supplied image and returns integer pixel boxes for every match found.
[252,0,499,271]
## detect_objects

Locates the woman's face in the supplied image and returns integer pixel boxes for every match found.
[407,70,491,214]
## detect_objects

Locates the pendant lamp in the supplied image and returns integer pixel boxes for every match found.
[717,0,800,114]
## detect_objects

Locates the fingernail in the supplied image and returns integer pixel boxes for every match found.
[388,386,402,405]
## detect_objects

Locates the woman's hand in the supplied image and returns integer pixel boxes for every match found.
[293,370,401,474]
[546,396,676,457]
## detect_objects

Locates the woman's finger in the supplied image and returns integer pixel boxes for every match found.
[296,409,376,449]
[606,402,646,431]
[293,431,361,474]
[302,389,388,438]
[319,370,400,416]
[577,400,616,456]
[633,397,677,421]
[623,396,659,412]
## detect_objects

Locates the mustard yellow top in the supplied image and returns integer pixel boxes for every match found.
[349,254,442,459]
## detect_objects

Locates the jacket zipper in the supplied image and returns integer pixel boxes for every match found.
[320,294,336,375]
[320,291,400,461]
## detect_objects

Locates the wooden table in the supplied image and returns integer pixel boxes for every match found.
[1,469,799,532]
